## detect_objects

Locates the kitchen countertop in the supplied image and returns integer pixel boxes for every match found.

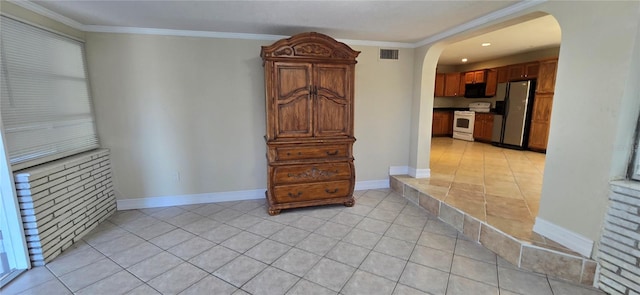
[433,108,499,115]
[433,107,468,111]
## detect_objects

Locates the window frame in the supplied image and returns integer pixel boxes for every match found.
[628,114,640,180]
[0,14,99,171]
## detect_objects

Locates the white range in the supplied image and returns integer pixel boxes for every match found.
[452,102,491,141]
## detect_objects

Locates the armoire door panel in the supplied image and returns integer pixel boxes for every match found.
[315,65,348,98]
[276,97,312,137]
[315,97,349,136]
[275,63,312,99]
[314,64,350,137]
[274,63,313,138]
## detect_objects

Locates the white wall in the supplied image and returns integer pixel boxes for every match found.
[352,46,414,180]
[85,33,415,200]
[536,1,640,244]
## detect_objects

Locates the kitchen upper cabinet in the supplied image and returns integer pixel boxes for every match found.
[508,62,539,81]
[525,62,540,79]
[497,66,509,83]
[473,113,493,142]
[432,110,453,136]
[464,70,486,84]
[434,72,465,97]
[434,73,445,97]
[444,73,463,97]
[458,73,466,97]
[485,69,498,97]
[528,93,553,151]
[536,59,558,93]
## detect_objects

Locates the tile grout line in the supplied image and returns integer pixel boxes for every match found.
[442,232,460,295]
[337,189,409,294]
[12,188,604,295]
[103,211,209,294]
[90,207,252,294]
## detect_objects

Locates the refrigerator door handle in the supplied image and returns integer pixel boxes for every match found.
[503,97,509,117]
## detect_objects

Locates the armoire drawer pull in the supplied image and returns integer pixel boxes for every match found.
[288,192,303,198]
[325,188,339,194]
[326,150,339,156]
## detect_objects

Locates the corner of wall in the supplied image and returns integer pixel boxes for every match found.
[533,217,594,258]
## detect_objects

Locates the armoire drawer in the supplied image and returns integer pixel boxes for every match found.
[272,180,351,203]
[274,144,349,161]
[272,163,351,185]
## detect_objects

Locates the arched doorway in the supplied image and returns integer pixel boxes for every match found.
[409,13,563,249]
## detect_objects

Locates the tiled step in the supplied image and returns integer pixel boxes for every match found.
[390,175,597,287]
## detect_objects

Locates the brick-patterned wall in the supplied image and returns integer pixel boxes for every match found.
[13,149,116,266]
[598,182,640,295]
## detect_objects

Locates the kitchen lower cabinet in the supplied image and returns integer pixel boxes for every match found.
[432,110,453,136]
[528,93,554,151]
[529,122,550,151]
[473,113,494,142]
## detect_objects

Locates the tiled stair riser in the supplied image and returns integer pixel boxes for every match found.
[390,175,597,287]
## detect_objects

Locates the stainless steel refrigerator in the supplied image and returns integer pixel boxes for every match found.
[491,80,536,149]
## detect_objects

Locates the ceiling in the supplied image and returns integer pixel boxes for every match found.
[23,1,560,64]
[438,14,561,65]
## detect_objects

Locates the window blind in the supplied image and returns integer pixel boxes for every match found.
[0,16,98,169]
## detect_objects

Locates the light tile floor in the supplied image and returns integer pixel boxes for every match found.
[428,138,570,253]
[2,189,604,295]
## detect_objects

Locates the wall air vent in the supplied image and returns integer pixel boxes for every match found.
[379,49,399,60]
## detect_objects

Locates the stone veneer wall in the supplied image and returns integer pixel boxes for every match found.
[14,149,116,266]
[598,182,640,295]
[390,175,598,287]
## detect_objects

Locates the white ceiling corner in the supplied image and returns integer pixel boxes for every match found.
[8,0,86,30]
[8,0,560,65]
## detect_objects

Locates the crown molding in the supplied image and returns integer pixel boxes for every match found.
[414,0,548,48]
[336,39,415,49]
[8,0,86,30]
[11,0,546,49]
[84,25,289,41]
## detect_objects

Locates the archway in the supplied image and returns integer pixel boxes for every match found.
[408,13,563,248]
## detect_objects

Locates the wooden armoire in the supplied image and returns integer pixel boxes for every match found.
[260,32,360,215]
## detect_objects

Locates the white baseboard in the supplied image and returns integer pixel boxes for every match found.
[117,179,391,210]
[117,189,265,210]
[408,167,430,179]
[354,179,390,190]
[533,217,594,258]
[389,166,409,175]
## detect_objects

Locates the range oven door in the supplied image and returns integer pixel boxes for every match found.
[453,111,475,133]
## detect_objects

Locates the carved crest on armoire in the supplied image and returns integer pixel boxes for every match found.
[260,32,360,215]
